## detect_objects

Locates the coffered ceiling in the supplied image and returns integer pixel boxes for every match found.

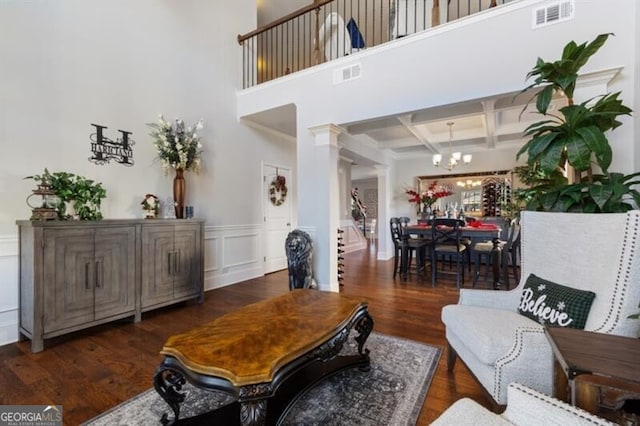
[341,88,562,161]
[243,88,563,169]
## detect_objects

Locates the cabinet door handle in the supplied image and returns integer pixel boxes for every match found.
[174,250,180,274]
[95,260,101,288]
[168,252,172,275]
[85,262,91,289]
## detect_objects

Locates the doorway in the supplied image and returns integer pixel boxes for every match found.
[263,163,293,274]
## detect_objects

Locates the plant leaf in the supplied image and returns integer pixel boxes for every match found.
[574,33,613,70]
[576,126,611,172]
[565,134,592,172]
[539,142,565,174]
[536,86,554,114]
[589,185,614,210]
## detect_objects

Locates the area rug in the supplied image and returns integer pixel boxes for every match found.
[83,332,441,426]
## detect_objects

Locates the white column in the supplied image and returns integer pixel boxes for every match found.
[309,124,342,292]
[376,164,395,260]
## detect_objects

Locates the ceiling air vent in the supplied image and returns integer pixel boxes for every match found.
[333,63,361,85]
[532,0,574,29]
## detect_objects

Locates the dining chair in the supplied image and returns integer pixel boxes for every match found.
[472,219,520,290]
[430,218,468,288]
[390,217,430,280]
[502,221,521,288]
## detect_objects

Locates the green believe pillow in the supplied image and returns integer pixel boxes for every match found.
[518,274,596,329]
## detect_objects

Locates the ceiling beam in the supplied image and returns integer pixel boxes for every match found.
[346,117,404,135]
[481,100,497,149]
[397,115,439,154]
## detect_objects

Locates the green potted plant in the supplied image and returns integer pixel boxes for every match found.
[517,33,640,212]
[26,169,107,220]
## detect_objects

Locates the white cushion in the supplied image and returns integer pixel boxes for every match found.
[431,397,513,426]
[441,305,542,365]
[432,383,615,426]
[503,383,616,426]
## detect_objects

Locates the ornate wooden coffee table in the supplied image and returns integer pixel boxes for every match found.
[153,289,374,425]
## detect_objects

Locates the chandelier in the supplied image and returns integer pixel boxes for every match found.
[432,122,472,171]
[456,179,482,189]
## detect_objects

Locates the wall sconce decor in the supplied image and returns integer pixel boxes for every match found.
[89,123,135,166]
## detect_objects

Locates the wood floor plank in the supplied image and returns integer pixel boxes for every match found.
[0,241,497,425]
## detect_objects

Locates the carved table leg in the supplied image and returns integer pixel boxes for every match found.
[240,399,268,426]
[355,312,374,371]
[154,366,187,426]
[239,384,273,426]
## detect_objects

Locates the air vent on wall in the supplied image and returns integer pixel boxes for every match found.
[532,0,574,29]
[333,63,361,85]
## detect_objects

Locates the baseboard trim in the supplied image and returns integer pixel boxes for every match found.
[0,309,19,347]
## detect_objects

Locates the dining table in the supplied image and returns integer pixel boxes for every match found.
[404,223,503,289]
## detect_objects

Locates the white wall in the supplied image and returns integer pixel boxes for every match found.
[0,0,296,345]
[238,0,639,282]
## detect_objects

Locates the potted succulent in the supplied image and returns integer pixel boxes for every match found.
[25,169,107,220]
[516,33,640,212]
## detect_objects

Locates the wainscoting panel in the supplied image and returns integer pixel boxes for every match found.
[203,224,264,291]
[339,220,367,253]
[0,236,19,346]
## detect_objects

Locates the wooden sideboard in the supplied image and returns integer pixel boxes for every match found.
[16,219,204,352]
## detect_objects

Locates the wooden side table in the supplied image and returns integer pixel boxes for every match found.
[545,326,640,422]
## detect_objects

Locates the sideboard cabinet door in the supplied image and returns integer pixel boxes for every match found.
[43,228,95,332]
[94,226,136,320]
[42,226,137,333]
[141,221,204,310]
[18,221,139,352]
[141,226,175,308]
[173,223,202,300]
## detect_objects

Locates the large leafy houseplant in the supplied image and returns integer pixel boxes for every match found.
[26,169,106,220]
[517,33,640,212]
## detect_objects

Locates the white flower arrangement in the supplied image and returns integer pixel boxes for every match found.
[147,114,204,174]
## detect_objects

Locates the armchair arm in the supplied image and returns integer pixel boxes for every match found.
[503,383,615,426]
[458,287,522,311]
[492,326,553,404]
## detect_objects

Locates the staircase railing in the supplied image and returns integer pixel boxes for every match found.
[238,0,505,89]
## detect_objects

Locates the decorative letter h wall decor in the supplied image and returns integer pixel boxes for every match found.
[89,123,135,166]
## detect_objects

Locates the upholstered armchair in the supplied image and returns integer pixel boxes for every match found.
[432,383,615,425]
[441,211,640,405]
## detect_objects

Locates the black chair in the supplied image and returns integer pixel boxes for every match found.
[502,221,521,288]
[472,219,521,290]
[430,218,468,288]
[390,217,430,281]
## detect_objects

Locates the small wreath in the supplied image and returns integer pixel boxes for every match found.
[269,175,288,206]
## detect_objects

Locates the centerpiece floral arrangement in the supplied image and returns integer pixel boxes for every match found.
[148,114,204,174]
[405,180,453,212]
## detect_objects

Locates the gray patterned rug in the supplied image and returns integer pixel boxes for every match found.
[83,332,441,426]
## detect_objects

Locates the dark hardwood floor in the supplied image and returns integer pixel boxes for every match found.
[0,240,495,425]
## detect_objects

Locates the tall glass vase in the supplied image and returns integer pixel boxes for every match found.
[421,204,433,221]
[173,168,185,219]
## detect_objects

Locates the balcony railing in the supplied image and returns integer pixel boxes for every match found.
[238,0,506,89]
